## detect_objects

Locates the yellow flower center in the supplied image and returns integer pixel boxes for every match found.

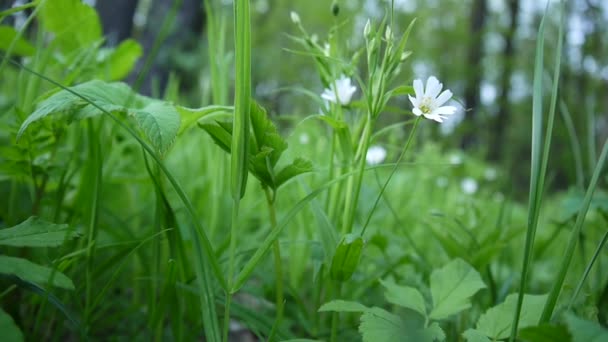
[420,97,433,114]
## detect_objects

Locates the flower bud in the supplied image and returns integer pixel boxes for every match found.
[290,11,300,24]
[364,19,371,39]
[385,26,393,41]
[331,2,340,16]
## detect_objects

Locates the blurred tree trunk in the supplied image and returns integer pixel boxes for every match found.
[95,0,138,46]
[490,0,519,161]
[461,0,487,149]
[129,0,204,96]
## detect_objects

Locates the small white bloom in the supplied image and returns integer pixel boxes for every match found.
[321,75,357,105]
[409,76,457,123]
[364,19,372,39]
[299,133,310,145]
[290,11,301,24]
[366,145,387,165]
[436,177,449,188]
[322,42,330,57]
[449,154,462,165]
[484,167,497,181]
[385,26,393,41]
[461,177,478,195]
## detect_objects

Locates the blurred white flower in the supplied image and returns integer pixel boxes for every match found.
[449,154,462,165]
[321,75,357,105]
[366,145,387,165]
[322,42,330,57]
[461,177,478,195]
[290,11,300,24]
[299,133,310,145]
[436,177,449,188]
[409,76,457,123]
[484,167,497,181]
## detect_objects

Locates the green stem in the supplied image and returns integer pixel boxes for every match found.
[360,117,421,236]
[330,282,342,342]
[265,188,284,341]
[568,229,608,310]
[223,200,240,342]
[341,115,374,234]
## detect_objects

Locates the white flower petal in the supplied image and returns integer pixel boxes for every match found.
[413,107,423,116]
[435,90,453,107]
[432,105,457,115]
[413,79,424,98]
[321,90,336,103]
[425,76,442,98]
[408,95,419,107]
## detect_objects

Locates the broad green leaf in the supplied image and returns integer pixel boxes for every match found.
[318,300,369,313]
[0,255,74,290]
[132,101,181,155]
[17,80,139,139]
[275,158,313,188]
[462,329,491,342]
[359,307,407,342]
[178,105,233,134]
[380,279,427,317]
[39,0,101,54]
[0,26,35,56]
[429,258,486,320]
[330,234,363,282]
[99,39,142,81]
[0,216,78,247]
[518,324,571,342]
[564,313,608,342]
[0,308,23,342]
[476,293,548,340]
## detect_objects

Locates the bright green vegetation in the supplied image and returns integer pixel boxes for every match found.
[0,1,607,341]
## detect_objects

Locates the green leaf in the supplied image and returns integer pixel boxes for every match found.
[179,105,233,134]
[476,293,548,340]
[518,323,571,342]
[0,255,74,290]
[0,308,23,342]
[17,80,138,139]
[564,313,608,342]
[132,101,181,155]
[0,216,79,247]
[330,234,364,282]
[318,300,369,313]
[249,100,287,167]
[199,121,233,153]
[99,39,142,81]
[359,307,407,342]
[380,279,427,317]
[429,258,486,320]
[0,25,35,56]
[462,329,491,342]
[275,158,313,188]
[39,0,101,54]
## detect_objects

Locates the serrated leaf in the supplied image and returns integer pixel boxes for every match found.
[275,158,313,188]
[359,307,407,342]
[0,216,78,247]
[462,329,491,342]
[99,39,142,81]
[0,255,74,290]
[564,313,608,342]
[429,258,486,320]
[518,323,571,342]
[0,308,23,342]
[39,0,101,54]
[249,101,287,166]
[132,101,181,155]
[380,279,427,317]
[318,300,369,313]
[17,80,139,139]
[0,25,35,56]
[180,105,233,134]
[476,293,547,340]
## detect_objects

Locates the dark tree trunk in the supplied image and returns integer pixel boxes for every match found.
[129,0,204,96]
[461,0,488,149]
[95,0,139,46]
[490,0,519,161]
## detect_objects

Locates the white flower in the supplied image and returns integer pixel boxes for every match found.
[290,11,300,24]
[449,154,462,165]
[366,145,387,165]
[322,42,330,57]
[409,76,457,123]
[484,167,497,181]
[299,133,310,145]
[461,177,478,195]
[321,75,357,105]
